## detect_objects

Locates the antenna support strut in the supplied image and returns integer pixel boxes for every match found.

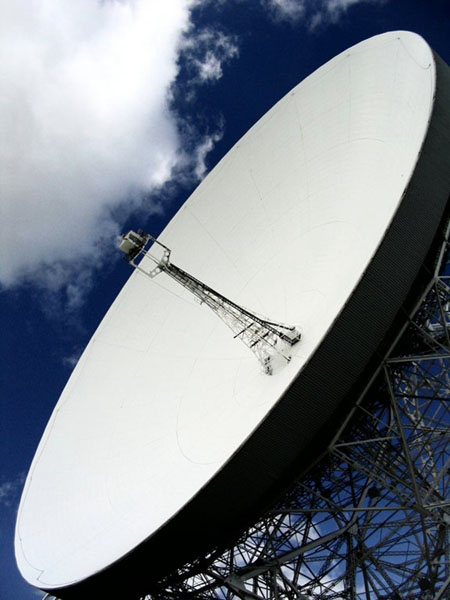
[119,230,301,375]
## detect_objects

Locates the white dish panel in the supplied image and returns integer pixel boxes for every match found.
[16,31,436,588]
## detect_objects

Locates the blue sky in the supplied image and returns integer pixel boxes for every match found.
[1,1,449,598]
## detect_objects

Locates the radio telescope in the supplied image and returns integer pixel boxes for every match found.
[15,31,450,600]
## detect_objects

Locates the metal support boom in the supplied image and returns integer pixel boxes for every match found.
[119,230,301,375]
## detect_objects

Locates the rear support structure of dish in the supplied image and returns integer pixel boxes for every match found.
[120,230,301,375]
[136,223,450,600]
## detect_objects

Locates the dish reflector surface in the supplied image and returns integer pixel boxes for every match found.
[16,31,441,590]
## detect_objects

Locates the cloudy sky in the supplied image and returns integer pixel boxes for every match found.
[1,0,449,598]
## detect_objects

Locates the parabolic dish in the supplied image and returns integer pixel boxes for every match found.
[16,31,450,598]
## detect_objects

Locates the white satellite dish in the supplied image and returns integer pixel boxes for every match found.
[15,31,450,598]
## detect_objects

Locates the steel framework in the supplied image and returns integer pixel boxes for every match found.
[143,223,450,600]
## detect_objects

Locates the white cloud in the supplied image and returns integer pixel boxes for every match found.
[181,29,239,84]
[327,0,372,13]
[263,0,387,27]
[193,127,224,179]
[62,350,82,369]
[265,0,306,22]
[0,473,25,508]
[312,0,387,28]
[199,52,224,81]
[0,0,235,302]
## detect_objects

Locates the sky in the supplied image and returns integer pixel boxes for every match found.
[1,0,449,598]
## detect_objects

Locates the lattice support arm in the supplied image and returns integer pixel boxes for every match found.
[119,230,301,374]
